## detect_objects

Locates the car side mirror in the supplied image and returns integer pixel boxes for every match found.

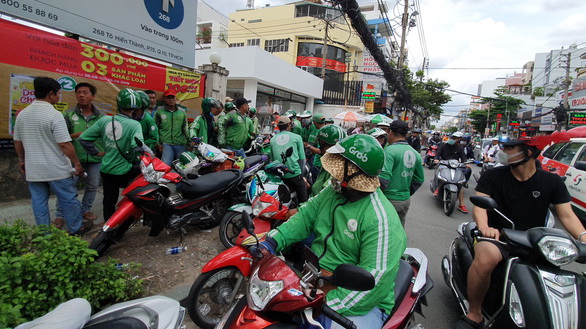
[574,161,586,171]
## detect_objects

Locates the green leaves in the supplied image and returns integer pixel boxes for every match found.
[0,221,143,328]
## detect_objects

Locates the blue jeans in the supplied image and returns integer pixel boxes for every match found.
[29,177,82,232]
[55,162,101,217]
[303,307,386,329]
[162,143,187,166]
[227,147,246,158]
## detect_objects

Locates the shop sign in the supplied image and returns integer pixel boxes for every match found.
[569,112,586,126]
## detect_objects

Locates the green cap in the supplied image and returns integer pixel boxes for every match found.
[313,113,326,123]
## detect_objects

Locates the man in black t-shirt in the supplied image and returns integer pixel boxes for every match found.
[434,131,471,213]
[456,138,586,329]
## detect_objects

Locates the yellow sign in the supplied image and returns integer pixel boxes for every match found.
[365,101,374,113]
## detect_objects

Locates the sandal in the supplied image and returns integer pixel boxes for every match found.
[52,218,64,229]
[454,315,484,329]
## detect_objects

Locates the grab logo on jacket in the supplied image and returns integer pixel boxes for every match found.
[403,150,417,168]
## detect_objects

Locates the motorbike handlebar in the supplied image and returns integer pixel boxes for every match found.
[321,305,356,329]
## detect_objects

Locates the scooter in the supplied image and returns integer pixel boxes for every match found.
[15,296,185,329]
[89,139,244,257]
[441,195,586,329]
[189,211,433,329]
[430,159,468,216]
[472,160,501,183]
[424,145,438,169]
[220,162,295,248]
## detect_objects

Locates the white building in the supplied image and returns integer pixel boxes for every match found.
[196,1,230,50]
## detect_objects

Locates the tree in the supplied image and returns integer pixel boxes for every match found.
[404,70,452,126]
[469,91,525,135]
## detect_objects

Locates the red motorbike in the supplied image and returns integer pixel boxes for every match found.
[89,139,244,257]
[424,144,438,169]
[186,186,292,329]
[188,211,433,329]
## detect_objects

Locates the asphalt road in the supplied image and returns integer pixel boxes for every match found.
[402,162,480,329]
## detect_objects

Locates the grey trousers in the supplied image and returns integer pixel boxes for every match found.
[389,198,411,227]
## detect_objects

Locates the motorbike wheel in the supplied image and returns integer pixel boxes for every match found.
[443,189,457,216]
[187,266,247,329]
[219,211,244,249]
[198,197,231,230]
[89,219,135,257]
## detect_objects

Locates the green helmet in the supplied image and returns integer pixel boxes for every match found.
[179,151,199,168]
[327,134,384,176]
[298,110,312,118]
[368,128,387,139]
[313,113,326,123]
[117,89,142,110]
[135,91,150,110]
[318,125,347,145]
[249,107,257,114]
[285,110,297,118]
[224,102,236,112]
[325,117,334,124]
[202,98,222,113]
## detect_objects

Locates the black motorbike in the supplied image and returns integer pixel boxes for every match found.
[442,195,586,329]
[430,159,468,216]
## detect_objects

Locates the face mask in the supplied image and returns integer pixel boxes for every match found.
[496,150,524,165]
[447,139,456,145]
[460,141,467,145]
[331,177,343,194]
[302,119,311,126]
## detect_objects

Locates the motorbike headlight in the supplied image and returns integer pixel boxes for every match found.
[252,199,272,217]
[458,179,467,184]
[247,267,283,311]
[508,283,525,327]
[537,236,578,266]
[141,162,168,183]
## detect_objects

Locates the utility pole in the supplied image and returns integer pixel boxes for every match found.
[558,51,572,131]
[485,100,491,137]
[321,21,331,80]
[398,0,409,68]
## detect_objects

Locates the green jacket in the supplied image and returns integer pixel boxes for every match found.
[291,119,302,136]
[307,124,319,145]
[245,116,255,139]
[379,141,424,201]
[80,114,144,175]
[270,130,305,178]
[136,112,159,149]
[63,105,104,162]
[222,110,249,150]
[271,187,406,316]
[189,114,215,144]
[154,105,188,146]
[252,116,259,135]
[310,168,330,197]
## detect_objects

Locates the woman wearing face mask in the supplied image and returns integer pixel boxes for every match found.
[434,131,472,213]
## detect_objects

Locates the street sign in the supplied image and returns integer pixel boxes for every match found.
[363,91,376,100]
[569,112,586,126]
[365,101,374,113]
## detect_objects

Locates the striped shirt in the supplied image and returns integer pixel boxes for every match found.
[13,100,73,182]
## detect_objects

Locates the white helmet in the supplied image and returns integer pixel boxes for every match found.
[452,132,464,138]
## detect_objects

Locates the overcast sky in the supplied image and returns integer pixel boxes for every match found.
[207,0,586,125]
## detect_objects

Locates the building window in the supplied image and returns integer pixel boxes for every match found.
[248,19,262,23]
[264,39,289,53]
[247,38,260,47]
[229,43,244,48]
[295,4,344,23]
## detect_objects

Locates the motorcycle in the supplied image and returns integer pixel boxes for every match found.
[220,162,295,248]
[189,211,433,329]
[424,145,439,169]
[430,159,468,216]
[472,160,501,183]
[15,295,185,329]
[246,135,272,156]
[89,138,244,257]
[442,195,586,328]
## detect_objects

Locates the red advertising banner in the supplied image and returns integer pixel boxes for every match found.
[0,19,205,141]
[296,56,346,73]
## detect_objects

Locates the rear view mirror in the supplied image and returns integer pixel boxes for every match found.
[574,161,586,171]
[470,196,497,211]
[278,185,291,204]
[285,147,294,158]
[241,211,254,236]
[329,264,374,291]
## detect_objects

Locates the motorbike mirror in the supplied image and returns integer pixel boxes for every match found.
[278,185,291,204]
[327,264,374,291]
[470,195,498,211]
[285,147,293,158]
[241,211,255,236]
[134,137,143,147]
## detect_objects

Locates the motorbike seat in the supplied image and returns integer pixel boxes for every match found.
[463,221,477,249]
[84,317,147,329]
[177,169,243,198]
[244,155,265,170]
[389,259,414,316]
